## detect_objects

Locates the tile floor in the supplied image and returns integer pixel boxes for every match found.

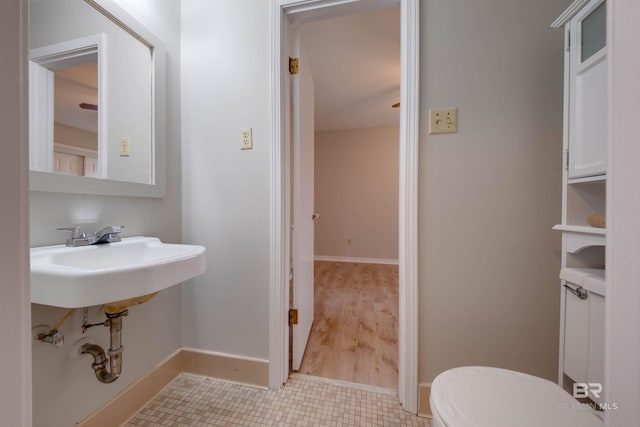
[126,373,431,426]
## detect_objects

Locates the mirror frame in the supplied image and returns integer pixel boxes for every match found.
[29,0,167,198]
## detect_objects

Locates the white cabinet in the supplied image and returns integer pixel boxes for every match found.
[552,0,607,407]
[567,0,608,179]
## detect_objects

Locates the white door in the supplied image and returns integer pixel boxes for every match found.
[29,60,54,173]
[291,31,316,371]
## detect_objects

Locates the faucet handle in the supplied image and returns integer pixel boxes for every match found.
[93,225,125,244]
[110,225,125,234]
[96,225,125,236]
[57,226,87,239]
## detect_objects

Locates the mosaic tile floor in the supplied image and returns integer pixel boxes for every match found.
[126,373,431,426]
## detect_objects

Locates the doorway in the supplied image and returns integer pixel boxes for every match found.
[269,0,420,414]
[291,7,402,389]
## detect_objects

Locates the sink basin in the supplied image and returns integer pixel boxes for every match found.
[31,236,206,308]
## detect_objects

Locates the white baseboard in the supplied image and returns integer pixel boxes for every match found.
[314,255,399,265]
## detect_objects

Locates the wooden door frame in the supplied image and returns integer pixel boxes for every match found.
[268,0,420,413]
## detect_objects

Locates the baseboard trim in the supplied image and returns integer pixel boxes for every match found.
[78,349,182,427]
[76,348,269,427]
[181,348,269,389]
[314,255,399,265]
[418,382,432,418]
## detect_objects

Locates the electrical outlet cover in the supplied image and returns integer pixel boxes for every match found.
[240,128,253,150]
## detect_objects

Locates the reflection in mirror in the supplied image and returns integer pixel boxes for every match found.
[29,0,155,186]
[29,34,105,178]
[54,59,99,177]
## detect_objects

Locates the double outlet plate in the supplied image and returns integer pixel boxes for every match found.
[240,128,253,150]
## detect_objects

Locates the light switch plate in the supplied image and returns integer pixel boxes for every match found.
[429,108,458,134]
[240,128,253,150]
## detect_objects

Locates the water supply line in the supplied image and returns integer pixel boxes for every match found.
[80,310,128,384]
[34,308,77,347]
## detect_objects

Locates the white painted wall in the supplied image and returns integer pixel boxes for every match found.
[29,1,183,425]
[0,0,32,425]
[419,0,571,383]
[181,0,271,360]
[314,126,399,261]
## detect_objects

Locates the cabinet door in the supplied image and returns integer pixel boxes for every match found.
[564,284,589,382]
[569,0,607,179]
[563,283,605,403]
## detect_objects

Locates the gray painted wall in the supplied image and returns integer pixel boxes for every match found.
[180,0,271,359]
[419,0,570,383]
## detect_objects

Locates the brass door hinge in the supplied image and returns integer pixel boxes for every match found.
[289,57,299,75]
[289,308,298,325]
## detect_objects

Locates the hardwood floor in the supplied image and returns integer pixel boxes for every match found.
[298,261,398,389]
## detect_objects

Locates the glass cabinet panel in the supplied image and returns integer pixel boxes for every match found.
[581,2,606,62]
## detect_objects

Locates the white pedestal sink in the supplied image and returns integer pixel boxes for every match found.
[31,236,206,308]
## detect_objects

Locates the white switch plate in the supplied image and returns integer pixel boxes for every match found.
[429,108,458,134]
[119,137,130,156]
[240,128,253,150]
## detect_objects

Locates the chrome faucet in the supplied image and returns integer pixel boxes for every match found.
[57,225,125,247]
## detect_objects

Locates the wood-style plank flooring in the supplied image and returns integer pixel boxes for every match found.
[298,261,398,389]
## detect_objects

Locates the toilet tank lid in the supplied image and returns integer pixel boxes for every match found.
[430,367,603,427]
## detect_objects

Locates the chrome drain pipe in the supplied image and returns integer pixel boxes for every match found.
[81,311,127,384]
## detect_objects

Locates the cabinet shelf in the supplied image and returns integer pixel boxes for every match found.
[553,225,605,253]
[553,224,606,235]
[568,174,606,185]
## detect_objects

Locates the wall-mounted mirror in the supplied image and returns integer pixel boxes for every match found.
[28,0,166,197]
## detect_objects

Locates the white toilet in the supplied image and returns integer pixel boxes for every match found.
[430,366,603,427]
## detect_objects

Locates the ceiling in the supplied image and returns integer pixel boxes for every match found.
[300,6,400,132]
[54,62,98,134]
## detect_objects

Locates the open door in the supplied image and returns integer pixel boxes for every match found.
[291,30,316,372]
[29,60,54,173]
